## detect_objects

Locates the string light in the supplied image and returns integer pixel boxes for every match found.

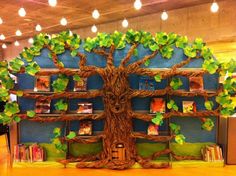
[28,38,34,44]
[14,41,20,46]
[18,7,26,17]
[60,17,67,26]
[134,0,142,10]
[2,43,7,49]
[122,18,129,28]
[92,9,100,19]
[16,30,22,36]
[211,1,219,13]
[35,24,42,31]
[48,0,57,7]
[91,24,97,33]
[0,34,5,40]
[0,17,3,24]
[161,11,168,21]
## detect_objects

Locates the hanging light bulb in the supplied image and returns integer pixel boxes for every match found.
[211,1,219,13]
[91,25,97,33]
[161,11,168,21]
[16,30,22,36]
[0,17,3,24]
[18,7,26,17]
[134,0,142,10]
[14,41,20,46]
[92,9,100,19]
[122,18,129,28]
[35,24,42,31]
[0,34,5,40]
[28,38,34,44]
[48,0,57,7]
[60,17,67,26]
[2,43,7,49]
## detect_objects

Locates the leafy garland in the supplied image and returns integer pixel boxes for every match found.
[0,30,235,149]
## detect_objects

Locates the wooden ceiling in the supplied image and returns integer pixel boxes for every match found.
[0,0,224,43]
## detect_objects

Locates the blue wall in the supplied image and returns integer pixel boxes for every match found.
[19,45,218,143]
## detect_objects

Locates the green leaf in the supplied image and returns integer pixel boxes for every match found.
[193,38,204,50]
[170,78,183,90]
[9,57,24,73]
[169,123,181,134]
[204,101,214,110]
[155,32,168,45]
[26,110,36,118]
[201,46,213,60]
[175,134,185,145]
[0,88,9,100]
[160,45,174,59]
[73,74,81,82]
[184,46,197,58]
[16,90,23,97]
[25,62,40,76]
[167,100,179,111]
[202,58,219,74]
[4,102,20,117]
[54,99,68,112]
[133,48,138,57]
[13,115,21,123]
[52,74,69,93]
[144,59,150,67]
[66,131,76,139]
[148,41,159,52]
[154,74,162,82]
[201,118,214,131]
[175,36,188,49]
[151,112,164,126]
[83,37,98,52]
[53,127,61,137]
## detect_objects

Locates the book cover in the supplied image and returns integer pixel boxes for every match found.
[78,120,92,135]
[182,101,196,113]
[13,145,20,162]
[150,98,165,113]
[147,124,159,135]
[189,76,204,92]
[35,99,51,113]
[34,76,50,92]
[77,103,93,114]
[139,77,155,90]
[74,78,87,91]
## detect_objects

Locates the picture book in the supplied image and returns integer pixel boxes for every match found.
[74,78,87,91]
[34,76,50,92]
[147,123,159,135]
[77,102,93,114]
[182,101,196,113]
[150,98,165,113]
[78,120,92,135]
[35,99,51,113]
[139,77,155,90]
[189,76,204,92]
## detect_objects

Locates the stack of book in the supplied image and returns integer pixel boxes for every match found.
[201,145,223,162]
[13,143,45,162]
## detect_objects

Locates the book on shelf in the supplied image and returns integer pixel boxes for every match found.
[35,99,51,113]
[77,102,93,114]
[189,76,204,92]
[78,120,92,135]
[139,77,155,90]
[201,145,223,162]
[150,98,165,113]
[74,78,87,91]
[182,101,196,113]
[34,76,50,92]
[13,143,45,162]
[147,123,159,135]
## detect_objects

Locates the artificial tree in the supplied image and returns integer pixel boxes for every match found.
[0,30,235,169]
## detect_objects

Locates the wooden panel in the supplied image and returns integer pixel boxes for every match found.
[227,118,236,164]
[9,122,18,166]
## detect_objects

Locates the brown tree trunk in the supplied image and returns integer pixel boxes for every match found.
[101,67,136,169]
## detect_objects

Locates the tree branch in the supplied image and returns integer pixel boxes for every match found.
[107,45,115,68]
[141,148,172,160]
[131,132,174,142]
[120,43,138,67]
[61,133,104,144]
[93,48,109,57]
[136,155,170,169]
[171,57,192,70]
[10,90,103,100]
[18,112,105,122]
